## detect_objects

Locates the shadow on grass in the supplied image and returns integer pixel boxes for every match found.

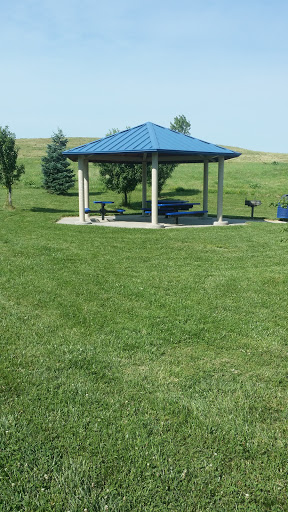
[161,188,201,198]
[224,214,266,220]
[128,201,142,211]
[64,191,104,197]
[30,207,76,214]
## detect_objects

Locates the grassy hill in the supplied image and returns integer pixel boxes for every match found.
[16,137,98,158]
[16,137,288,163]
[225,146,288,164]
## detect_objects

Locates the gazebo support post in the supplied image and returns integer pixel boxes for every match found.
[203,159,209,217]
[142,154,147,215]
[83,158,90,222]
[78,156,85,223]
[214,156,228,226]
[77,156,90,224]
[151,152,159,226]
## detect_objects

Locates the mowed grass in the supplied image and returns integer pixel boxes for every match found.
[0,140,288,511]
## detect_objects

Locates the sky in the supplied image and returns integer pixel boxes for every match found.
[1,0,287,152]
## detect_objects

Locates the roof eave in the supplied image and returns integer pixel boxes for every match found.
[63,149,241,164]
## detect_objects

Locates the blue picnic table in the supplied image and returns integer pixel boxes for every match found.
[144,199,201,214]
[143,200,207,224]
[85,201,125,220]
[158,201,200,212]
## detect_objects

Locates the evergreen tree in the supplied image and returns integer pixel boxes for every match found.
[0,126,25,208]
[42,129,75,194]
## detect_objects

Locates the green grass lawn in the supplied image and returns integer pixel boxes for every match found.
[0,140,288,511]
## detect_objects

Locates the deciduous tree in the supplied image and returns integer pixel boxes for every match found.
[99,116,192,200]
[98,129,142,206]
[147,162,176,194]
[148,115,192,192]
[0,126,25,208]
[170,114,191,135]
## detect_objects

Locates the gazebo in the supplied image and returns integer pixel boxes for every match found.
[63,122,241,226]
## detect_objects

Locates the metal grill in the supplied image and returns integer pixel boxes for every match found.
[245,199,262,218]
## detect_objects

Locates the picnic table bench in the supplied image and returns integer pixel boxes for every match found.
[165,210,208,224]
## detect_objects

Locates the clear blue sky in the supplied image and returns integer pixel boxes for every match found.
[1,0,287,152]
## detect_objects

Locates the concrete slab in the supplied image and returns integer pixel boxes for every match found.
[57,214,250,229]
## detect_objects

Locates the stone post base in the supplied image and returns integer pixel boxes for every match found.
[213,220,229,226]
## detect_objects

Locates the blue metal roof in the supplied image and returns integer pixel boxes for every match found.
[63,122,241,163]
